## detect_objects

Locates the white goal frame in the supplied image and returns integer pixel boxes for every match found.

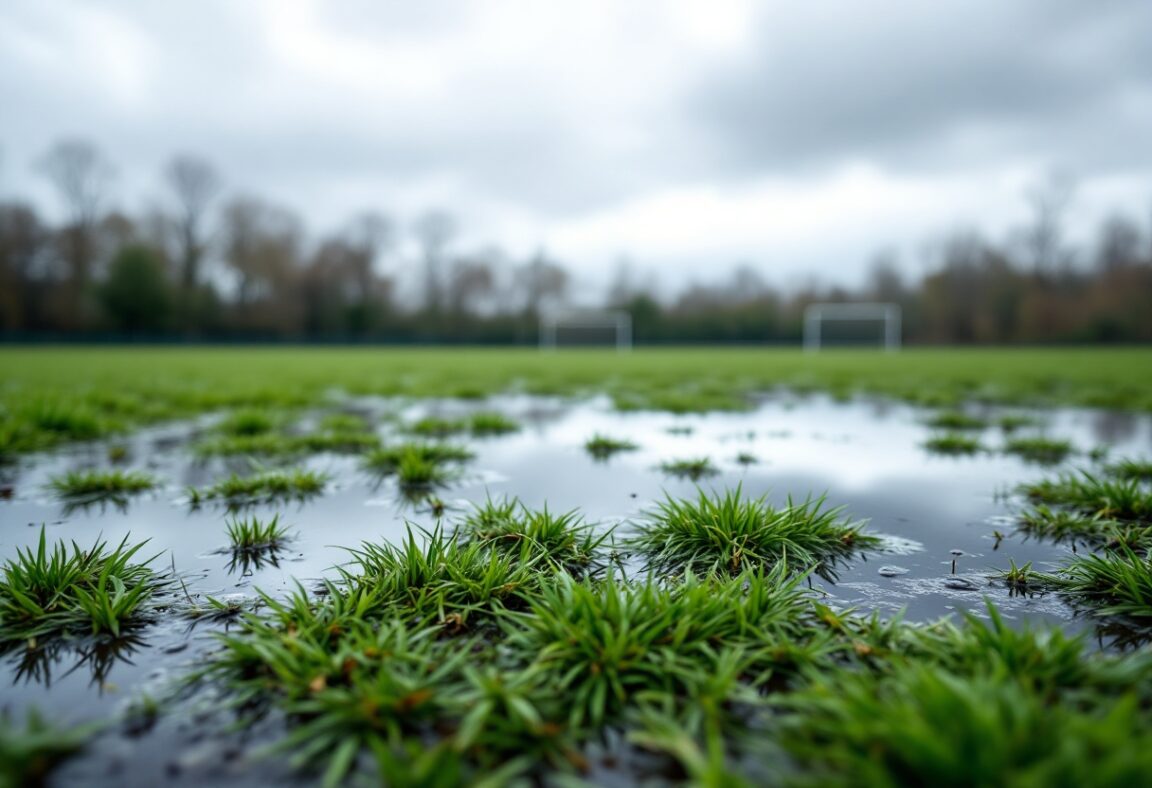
[540,310,632,352]
[803,302,901,352]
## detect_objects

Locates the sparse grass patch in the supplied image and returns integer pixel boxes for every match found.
[455,498,611,574]
[1021,471,1152,521]
[0,709,97,788]
[226,515,292,554]
[924,410,987,431]
[362,443,473,476]
[47,469,156,501]
[584,433,638,460]
[923,432,984,456]
[1041,548,1152,620]
[630,487,878,577]
[467,411,520,436]
[1017,504,1116,544]
[1107,458,1152,482]
[775,665,1152,787]
[406,416,468,438]
[659,457,719,481]
[1003,436,1074,465]
[499,568,813,730]
[187,469,327,507]
[217,409,278,437]
[997,413,1042,433]
[996,559,1036,592]
[395,449,455,491]
[0,527,165,644]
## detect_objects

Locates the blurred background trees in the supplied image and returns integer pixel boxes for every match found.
[1,137,1150,345]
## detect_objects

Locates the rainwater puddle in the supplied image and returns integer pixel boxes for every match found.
[2,393,1150,785]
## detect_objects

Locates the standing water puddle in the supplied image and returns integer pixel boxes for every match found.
[1,393,1150,785]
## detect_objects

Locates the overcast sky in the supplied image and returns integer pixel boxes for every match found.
[2,0,1151,294]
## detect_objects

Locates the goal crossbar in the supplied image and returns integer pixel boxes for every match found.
[803,302,901,351]
[540,310,632,351]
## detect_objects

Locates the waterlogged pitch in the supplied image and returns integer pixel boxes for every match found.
[1,347,1152,786]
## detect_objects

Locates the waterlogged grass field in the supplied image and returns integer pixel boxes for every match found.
[2,346,1152,787]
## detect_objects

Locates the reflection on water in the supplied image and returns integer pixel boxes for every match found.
[3,631,148,691]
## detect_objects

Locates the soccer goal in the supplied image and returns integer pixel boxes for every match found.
[539,310,632,351]
[803,302,901,351]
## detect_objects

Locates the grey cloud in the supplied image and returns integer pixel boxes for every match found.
[689,0,1152,178]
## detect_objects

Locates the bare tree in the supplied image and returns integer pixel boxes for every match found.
[165,154,221,293]
[344,211,394,305]
[447,252,496,317]
[220,196,304,333]
[413,210,457,315]
[38,138,115,287]
[517,250,569,320]
[0,202,47,329]
[1022,172,1075,276]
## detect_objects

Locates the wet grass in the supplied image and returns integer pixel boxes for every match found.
[1107,458,1152,481]
[658,457,719,481]
[4,347,1151,460]
[924,410,988,431]
[467,411,520,436]
[226,515,293,554]
[923,432,985,456]
[1041,549,1152,620]
[584,433,638,460]
[189,534,1152,786]
[0,528,165,645]
[0,709,97,788]
[1003,436,1074,465]
[196,430,381,457]
[629,487,878,577]
[997,413,1043,433]
[217,409,279,437]
[362,442,474,475]
[1021,471,1152,521]
[776,663,1152,787]
[187,469,328,507]
[455,498,612,574]
[406,416,468,438]
[47,469,156,502]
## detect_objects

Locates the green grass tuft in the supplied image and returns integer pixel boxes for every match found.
[226,515,292,554]
[923,432,984,456]
[467,411,520,436]
[362,443,473,476]
[658,457,719,481]
[217,409,278,437]
[1041,548,1152,619]
[629,487,878,576]
[406,416,468,438]
[924,410,988,431]
[583,433,639,460]
[1021,471,1152,521]
[0,709,98,788]
[0,527,165,644]
[47,469,156,501]
[776,665,1152,787]
[455,498,611,574]
[1003,436,1074,465]
[1107,458,1152,482]
[188,469,327,507]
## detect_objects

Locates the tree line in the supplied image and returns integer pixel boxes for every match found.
[2,139,1150,344]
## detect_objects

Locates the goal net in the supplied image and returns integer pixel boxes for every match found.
[803,303,901,351]
[540,310,632,351]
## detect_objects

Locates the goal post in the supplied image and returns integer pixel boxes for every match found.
[540,310,632,351]
[803,302,901,351]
